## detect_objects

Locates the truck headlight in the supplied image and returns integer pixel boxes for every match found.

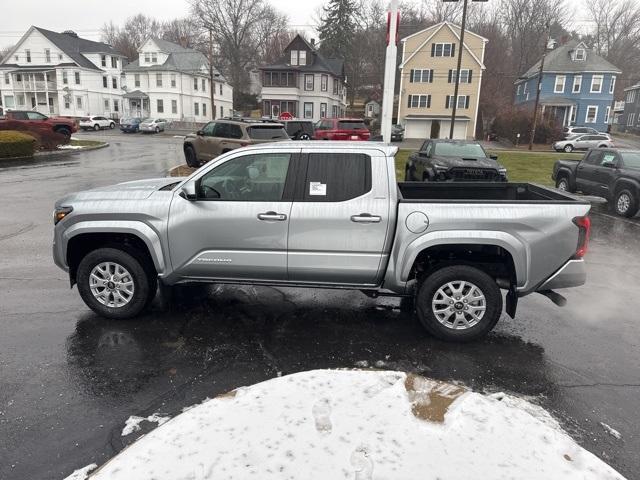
[54,206,73,224]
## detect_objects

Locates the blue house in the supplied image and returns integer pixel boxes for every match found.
[514,40,621,132]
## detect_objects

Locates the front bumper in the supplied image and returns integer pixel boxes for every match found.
[537,259,586,291]
[140,126,156,132]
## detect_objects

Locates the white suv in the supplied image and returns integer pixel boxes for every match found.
[563,126,610,140]
[79,116,116,131]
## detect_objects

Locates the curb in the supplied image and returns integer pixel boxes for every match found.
[2,142,109,162]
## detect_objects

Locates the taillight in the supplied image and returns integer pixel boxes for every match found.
[572,216,591,258]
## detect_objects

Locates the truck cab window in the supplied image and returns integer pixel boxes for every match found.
[303,153,371,202]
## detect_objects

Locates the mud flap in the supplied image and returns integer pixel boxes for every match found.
[506,284,518,319]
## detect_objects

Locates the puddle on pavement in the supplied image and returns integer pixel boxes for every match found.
[404,373,466,422]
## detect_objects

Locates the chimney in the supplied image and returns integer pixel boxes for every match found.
[547,38,558,50]
[62,30,78,38]
[310,38,316,47]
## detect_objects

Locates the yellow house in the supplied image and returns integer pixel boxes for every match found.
[398,22,488,140]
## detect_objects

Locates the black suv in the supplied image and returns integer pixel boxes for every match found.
[278,120,314,140]
[405,139,508,182]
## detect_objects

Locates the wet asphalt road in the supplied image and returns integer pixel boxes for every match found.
[1,130,639,480]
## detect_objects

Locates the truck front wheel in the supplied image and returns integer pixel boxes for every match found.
[76,248,157,319]
[416,265,502,342]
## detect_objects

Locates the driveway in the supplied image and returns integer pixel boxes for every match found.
[0,131,638,479]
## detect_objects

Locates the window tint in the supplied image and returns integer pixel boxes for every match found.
[247,125,289,139]
[303,153,371,202]
[227,124,243,139]
[202,122,216,136]
[338,120,367,130]
[583,150,602,165]
[213,123,230,138]
[433,142,486,157]
[599,152,618,166]
[198,153,291,201]
[26,112,47,120]
[620,151,640,169]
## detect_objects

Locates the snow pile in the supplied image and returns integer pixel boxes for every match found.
[89,370,625,480]
[57,145,84,150]
[121,413,171,436]
[63,463,96,480]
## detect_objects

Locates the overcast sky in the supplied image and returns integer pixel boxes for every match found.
[1,0,589,49]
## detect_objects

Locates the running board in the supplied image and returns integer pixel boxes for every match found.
[538,290,567,307]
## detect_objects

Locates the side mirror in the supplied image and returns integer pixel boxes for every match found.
[419,151,430,158]
[196,130,204,136]
[179,181,197,200]
[490,154,498,160]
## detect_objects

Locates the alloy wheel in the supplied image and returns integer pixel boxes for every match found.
[431,280,486,330]
[89,262,135,308]
[617,193,631,214]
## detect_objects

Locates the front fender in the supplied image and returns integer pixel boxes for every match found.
[61,220,166,273]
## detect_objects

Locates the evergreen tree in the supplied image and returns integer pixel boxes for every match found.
[317,0,358,59]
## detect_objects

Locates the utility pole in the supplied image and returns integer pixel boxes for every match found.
[381,0,399,143]
[209,29,215,120]
[449,0,468,139]
[528,24,550,151]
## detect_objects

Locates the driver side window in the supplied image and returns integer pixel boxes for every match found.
[198,153,291,201]
[202,122,216,136]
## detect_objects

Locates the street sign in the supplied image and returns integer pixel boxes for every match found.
[279,112,293,121]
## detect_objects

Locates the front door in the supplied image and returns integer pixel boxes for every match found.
[168,149,297,281]
[592,150,620,199]
[193,121,218,163]
[430,120,440,139]
[575,150,602,194]
[287,150,391,285]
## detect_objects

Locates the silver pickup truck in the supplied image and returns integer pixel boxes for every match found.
[53,142,591,342]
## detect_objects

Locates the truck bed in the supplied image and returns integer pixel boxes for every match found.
[398,182,586,203]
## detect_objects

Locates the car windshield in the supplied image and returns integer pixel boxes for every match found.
[621,151,640,169]
[338,120,366,130]
[433,142,486,157]
[247,125,289,139]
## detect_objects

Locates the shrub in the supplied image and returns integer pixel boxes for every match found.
[0,130,37,159]
[490,107,564,145]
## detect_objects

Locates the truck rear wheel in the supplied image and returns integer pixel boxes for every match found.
[612,189,639,218]
[76,248,157,319]
[416,265,502,342]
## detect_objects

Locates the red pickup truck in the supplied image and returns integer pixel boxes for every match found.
[0,110,78,140]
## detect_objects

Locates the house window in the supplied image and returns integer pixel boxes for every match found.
[321,74,328,91]
[290,50,298,66]
[171,74,176,87]
[572,75,582,93]
[610,76,616,94]
[445,95,470,109]
[591,75,603,93]
[62,71,68,84]
[523,82,528,94]
[411,69,433,83]
[407,94,431,108]
[4,74,9,84]
[103,76,108,88]
[113,99,119,112]
[171,100,177,114]
[219,83,223,95]
[303,102,313,119]
[332,105,338,118]
[263,100,271,116]
[157,99,164,113]
[26,49,31,62]
[157,74,163,87]
[16,73,22,82]
[17,94,25,106]
[299,50,307,65]
[220,105,223,117]
[575,48,585,61]
[448,69,471,83]
[203,102,207,117]
[101,55,107,67]
[320,102,327,118]
[194,78,198,90]
[627,90,636,103]
[333,78,338,95]
[194,102,199,116]
[516,84,521,96]
[571,106,577,123]
[104,99,109,110]
[58,53,63,60]
[3,95,14,108]
[151,53,157,63]
[64,97,69,109]
[431,43,455,57]
[305,74,314,91]
[627,113,635,126]
[76,96,83,109]
[45,49,51,63]
[144,53,150,63]
[112,77,117,89]
[135,74,140,87]
[604,106,611,124]
[554,75,566,93]
[74,72,80,84]
[202,78,206,92]
[585,105,598,123]
[111,56,118,68]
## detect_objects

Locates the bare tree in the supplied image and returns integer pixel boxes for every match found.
[161,18,206,50]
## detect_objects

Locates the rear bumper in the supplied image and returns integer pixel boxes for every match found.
[536,259,586,291]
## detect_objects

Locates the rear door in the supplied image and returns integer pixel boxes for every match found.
[287,149,390,285]
[194,122,218,163]
[217,123,245,151]
[246,124,289,144]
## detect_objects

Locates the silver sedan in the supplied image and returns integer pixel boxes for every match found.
[139,118,167,133]
[553,134,614,153]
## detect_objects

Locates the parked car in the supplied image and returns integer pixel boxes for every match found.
[183,119,289,167]
[79,116,116,131]
[140,118,167,133]
[553,134,613,152]
[405,139,508,182]
[0,110,77,139]
[563,126,610,139]
[53,142,591,342]
[313,118,370,141]
[553,148,640,217]
[391,124,405,142]
[120,118,142,133]
[278,120,314,140]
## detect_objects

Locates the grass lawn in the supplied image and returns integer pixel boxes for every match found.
[394,149,583,186]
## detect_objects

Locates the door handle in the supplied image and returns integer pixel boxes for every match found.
[257,211,287,221]
[350,213,382,223]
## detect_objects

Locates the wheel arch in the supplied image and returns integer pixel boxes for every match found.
[613,178,640,196]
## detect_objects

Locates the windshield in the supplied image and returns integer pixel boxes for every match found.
[621,151,640,169]
[433,142,486,157]
[338,120,367,130]
[247,125,289,139]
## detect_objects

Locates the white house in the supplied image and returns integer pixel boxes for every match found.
[259,35,347,121]
[0,26,126,118]
[122,38,233,122]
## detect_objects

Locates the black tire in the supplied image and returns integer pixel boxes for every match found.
[76,248,157,319]
[612,188,639,218]
[555,175,573,193]
[563,144,573,153]
[93,124,100,131]
[56,127,71,139]
[416,265,503,342]
[184,145,199,168]
[599,144,607,148]
[155,126,160,133]
[405,165,417,181]
[109,122,115,129]
[299,133,311,140]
